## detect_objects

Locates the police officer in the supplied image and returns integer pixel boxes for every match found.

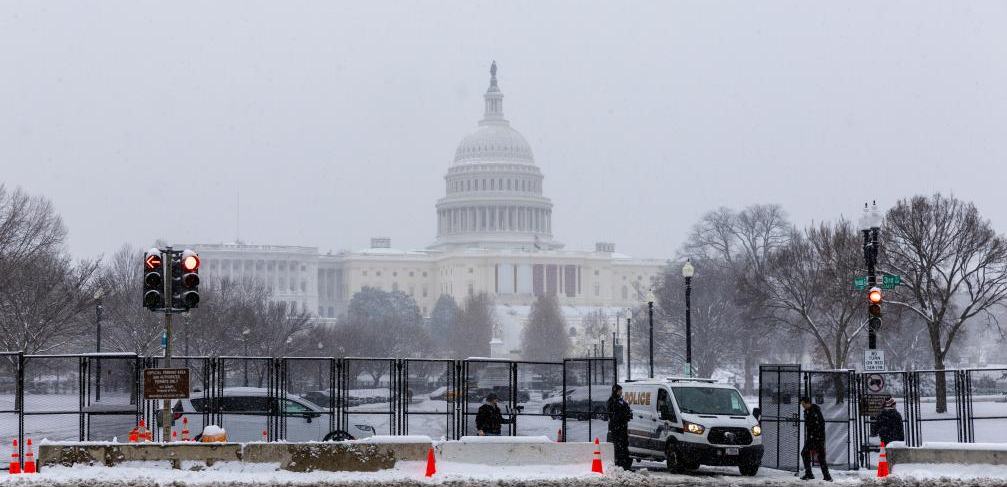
[607,384,633,470]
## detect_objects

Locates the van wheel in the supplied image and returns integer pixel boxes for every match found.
[665,442,684,474]
[683,460,701,471]
[323,430,355,442]
[739,462,760,476]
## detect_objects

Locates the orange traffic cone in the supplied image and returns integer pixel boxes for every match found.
[557,428,563,442]
[8,439,20,475]
[22,438,35,474]
[424,447,436,477]
[591,437,604,474]
[171,430,178,442]
[181,417,190,441]
[262,430,268,442]
[877,441,889,478]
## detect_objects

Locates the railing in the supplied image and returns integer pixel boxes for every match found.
[0,353,614,445]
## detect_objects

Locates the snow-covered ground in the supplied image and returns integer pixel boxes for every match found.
[5,461,1006,486]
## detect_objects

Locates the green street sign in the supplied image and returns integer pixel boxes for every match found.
[882,274,901,290]
[853,277,868,290]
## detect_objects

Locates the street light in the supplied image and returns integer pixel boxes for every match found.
[646,290,656,379]
[625,308,633,381]
[860,201,883,349]
[94,289,103,401]
[682,259,695,377]
[242,327,251,386]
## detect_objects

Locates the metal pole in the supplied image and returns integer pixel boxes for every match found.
[864,227,878,350]
[626,317,631,381]
[162,246,174,442]
[685,275,693,376]
[648,300,654,378]
[96,298,103,401]
[244,338,249,386]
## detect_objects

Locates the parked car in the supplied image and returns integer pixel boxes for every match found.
[172,387,376,442]
[541,385,610,420]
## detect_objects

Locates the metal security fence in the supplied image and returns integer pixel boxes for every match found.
[0,354,615,444]
[760,365,1007,473]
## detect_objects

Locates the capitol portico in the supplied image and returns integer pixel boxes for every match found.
[182,63,666,358]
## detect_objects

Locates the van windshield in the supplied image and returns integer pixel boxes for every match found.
[672,387,749,416]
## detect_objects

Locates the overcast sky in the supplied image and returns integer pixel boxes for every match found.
[3,1,1006,261]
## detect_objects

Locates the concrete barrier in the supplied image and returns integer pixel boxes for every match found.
[39,443,242,469]
[887,442,1007,469]
[437,436,613,467]
[242,440,431,472]
[39,437,610,472]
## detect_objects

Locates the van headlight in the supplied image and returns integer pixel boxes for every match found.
[751,425,762,437]
[684,421,705,435]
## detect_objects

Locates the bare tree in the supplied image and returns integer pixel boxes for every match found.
[449,293,494,359]
[0,185,66,267]
[882,194,1007,412]
[682,204,792,393]
[95,245,164,355]
[761,220,866,371]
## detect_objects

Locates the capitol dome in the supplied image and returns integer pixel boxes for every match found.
[431,62,562,251]
[453,124,534,164]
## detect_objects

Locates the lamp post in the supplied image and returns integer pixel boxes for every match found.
[625,308,632,381]
[242,327,251,386]
[860,202,883,349]
[94,289,103,401]
[647,290,655,379]
[682,259,695,377]
[317,342,324,389]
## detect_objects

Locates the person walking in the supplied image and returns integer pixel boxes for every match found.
[800,397,831,481]
[476,392,511,436]
[607,384,633,470]
[871,397,905,445]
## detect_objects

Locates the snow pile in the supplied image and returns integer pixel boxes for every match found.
[456,435,552,443]
[892,463,1007,481]
[356,435,432,444]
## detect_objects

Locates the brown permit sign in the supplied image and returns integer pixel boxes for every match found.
[143,368,190,400]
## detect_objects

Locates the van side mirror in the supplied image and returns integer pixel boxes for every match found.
[660,408,676,422]
[753,407,761,421]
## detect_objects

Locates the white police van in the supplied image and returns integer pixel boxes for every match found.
[622,377,763,476]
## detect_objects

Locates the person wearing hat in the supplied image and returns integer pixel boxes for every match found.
[607,384,633,470]
[871,397,905,445]
[799,397,831,481]
[476,392,511,436]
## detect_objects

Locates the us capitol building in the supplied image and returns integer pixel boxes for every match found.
[182,63,666,358]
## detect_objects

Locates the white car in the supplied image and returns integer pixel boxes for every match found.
[172,387,376,442]
[622,377,763,476]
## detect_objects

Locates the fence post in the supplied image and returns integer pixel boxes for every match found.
[17,352,24,464]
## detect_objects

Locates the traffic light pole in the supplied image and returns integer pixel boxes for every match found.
[162,246,174,442]
[863,228,880,349]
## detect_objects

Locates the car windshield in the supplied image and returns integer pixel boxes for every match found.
[672,386,749,416]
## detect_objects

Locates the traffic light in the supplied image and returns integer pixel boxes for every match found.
[867,286,882,333]
[175,249,200,310]
[143,248,164,310]
[868,287,883,317]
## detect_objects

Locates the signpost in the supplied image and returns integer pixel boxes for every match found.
[853,277,868,291]
[859,372,893,417]
[864,350,886,372]
[143,368,190,400]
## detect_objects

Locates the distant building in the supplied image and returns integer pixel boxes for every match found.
[181,63,666,358]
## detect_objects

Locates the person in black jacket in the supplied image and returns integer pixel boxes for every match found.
[607,384,633,470]
[871,397,905,445]
[800,397,832,481]
[476,393,511,436]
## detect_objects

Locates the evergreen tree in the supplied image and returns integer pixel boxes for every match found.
[429,294,461,355]
[522,294,570,362]
[449,293,494,358]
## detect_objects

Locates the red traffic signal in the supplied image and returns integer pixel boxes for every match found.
[145,252,162,270]
[181,250,200,272]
